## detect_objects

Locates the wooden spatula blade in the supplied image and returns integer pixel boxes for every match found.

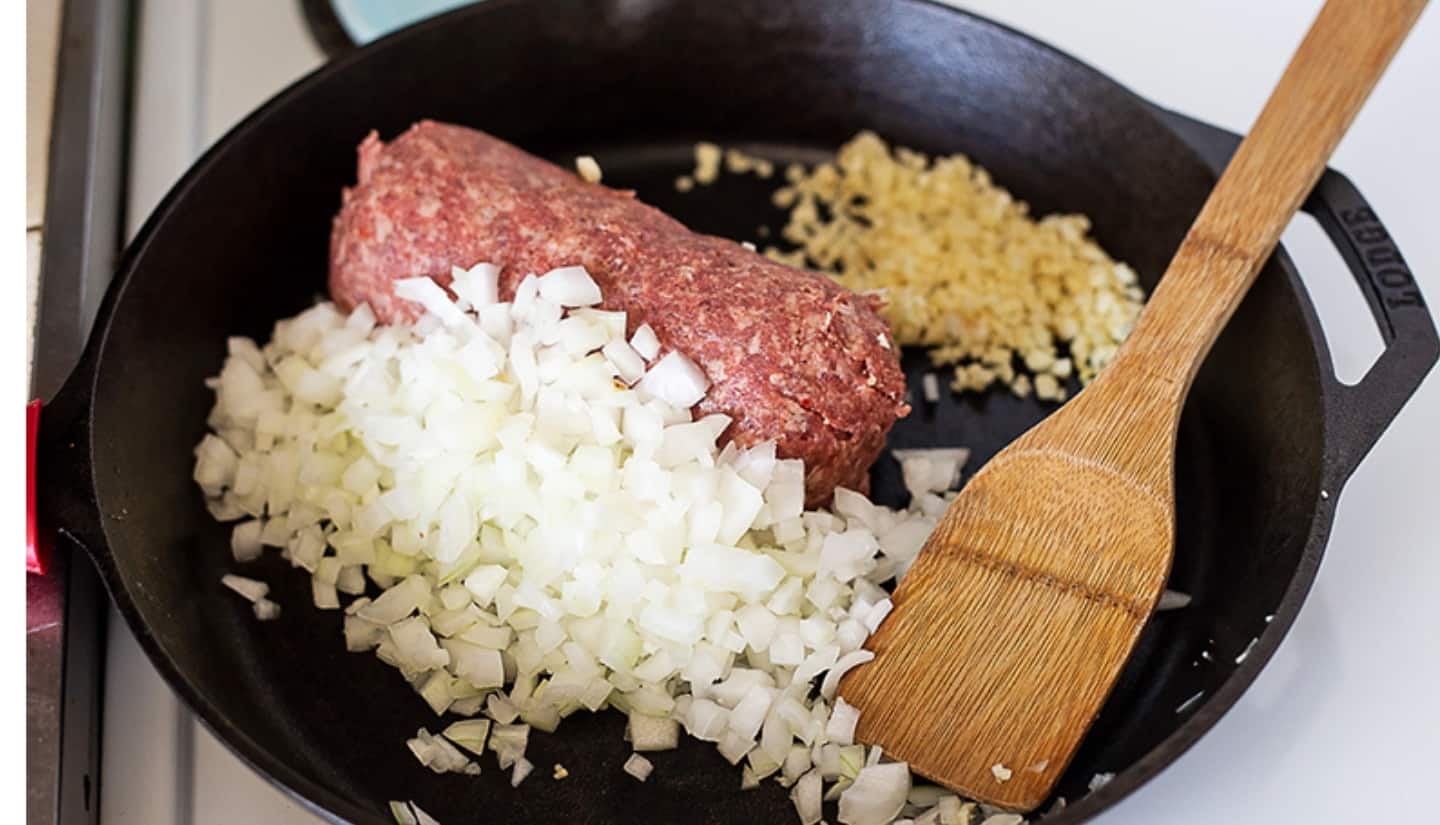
[840,448,1173,810]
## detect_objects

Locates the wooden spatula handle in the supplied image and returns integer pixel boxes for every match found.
[1114,0,1426,387]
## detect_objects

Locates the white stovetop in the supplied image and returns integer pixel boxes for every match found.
[102,2,1440,823]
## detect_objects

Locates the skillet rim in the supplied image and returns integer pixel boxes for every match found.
[70,0,1351,821]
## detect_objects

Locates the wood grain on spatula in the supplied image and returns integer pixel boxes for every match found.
[839,0,1427,810]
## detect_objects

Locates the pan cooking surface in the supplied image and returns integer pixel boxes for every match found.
[76,1,1342,821]
[149,139,1231,824]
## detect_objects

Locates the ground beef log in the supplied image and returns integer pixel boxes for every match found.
[329,120,908,506]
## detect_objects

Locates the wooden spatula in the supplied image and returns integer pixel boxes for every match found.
[839,0,1426,810]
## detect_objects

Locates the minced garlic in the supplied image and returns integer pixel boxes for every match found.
[693,142,723,185]
[724,147,774,178]
[688,143,775,187]
[766,131,1145,399]
[574,155,602,184]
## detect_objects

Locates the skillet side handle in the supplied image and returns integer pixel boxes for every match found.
[1302,171,1440,483]
[34,353,109,569]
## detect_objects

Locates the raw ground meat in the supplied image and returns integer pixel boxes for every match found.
[329,121,908,505]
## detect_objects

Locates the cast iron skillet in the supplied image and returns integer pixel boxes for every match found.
[35,0,1438,822]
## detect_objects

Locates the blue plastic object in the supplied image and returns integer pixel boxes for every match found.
[330,0,477,44]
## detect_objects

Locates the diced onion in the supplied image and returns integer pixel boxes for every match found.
[892,448,969,499]
[193,261,987,824]
[1157,589,1191,611]
[820,650,875,700]
[791,770,823,825]
[443,719,491,757]
[388,801,418,825]
[741,765,761,790]
[623,753,654,781]
[718,730,755,764]
[510,757,534,787]
[230,520,263,562]
[395,277,469,327]
[921,373,940,403]
[603,340,648,385]
[838,762,911,825]
[537,266,602,308]
[489,723,530,770]
[825,698,860,746]
[451,263,500,309]
[860,599,893,634]
[630,324,661,360]
[221,574,269,603]
[312,578,340,610]
[628,713,680,752]
[636,351,709,408]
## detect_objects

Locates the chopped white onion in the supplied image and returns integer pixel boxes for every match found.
[861,598,893,634]
[878,519,933,563]
[892,448,969,499]
[510,757,534,787]
[312,578,340,610]
[443,719,491,757]
[221,574,269,603]
[826,698,861,746]
[717,729,755,764]
[1157,589,1191,611]
[629,323,660,360]
[536,266,602,307]
[395,277,468,327]
[451,262,500,309]
[783,745,813,785]
[839,762,911,825]
[727,686,775,740]
[488,723,530,770]
[921,372,940,403]
[407,727,477,774]
[388,801,418,825]
[741,765,761,790]
[636,351,709,409]
[628,713,680,752]
[820,650,875,700]
[791,769,823,825]
[603,340,648,385]
[230,520,263,562]
[623,753,654,781]
[194,265,990,824]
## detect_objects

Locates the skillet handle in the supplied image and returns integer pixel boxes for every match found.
[1157,106,1440,484]
[1302,172,1440,481]
[33,351,109,571]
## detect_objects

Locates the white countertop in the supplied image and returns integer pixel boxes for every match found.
[102,2,1440,823]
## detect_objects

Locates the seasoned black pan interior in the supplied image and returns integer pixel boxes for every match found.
[82,0,1322,821]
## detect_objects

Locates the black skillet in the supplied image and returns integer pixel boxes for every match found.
[33,0,1438,822]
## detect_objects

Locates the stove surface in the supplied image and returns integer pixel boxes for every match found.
[102,2,1439,824]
